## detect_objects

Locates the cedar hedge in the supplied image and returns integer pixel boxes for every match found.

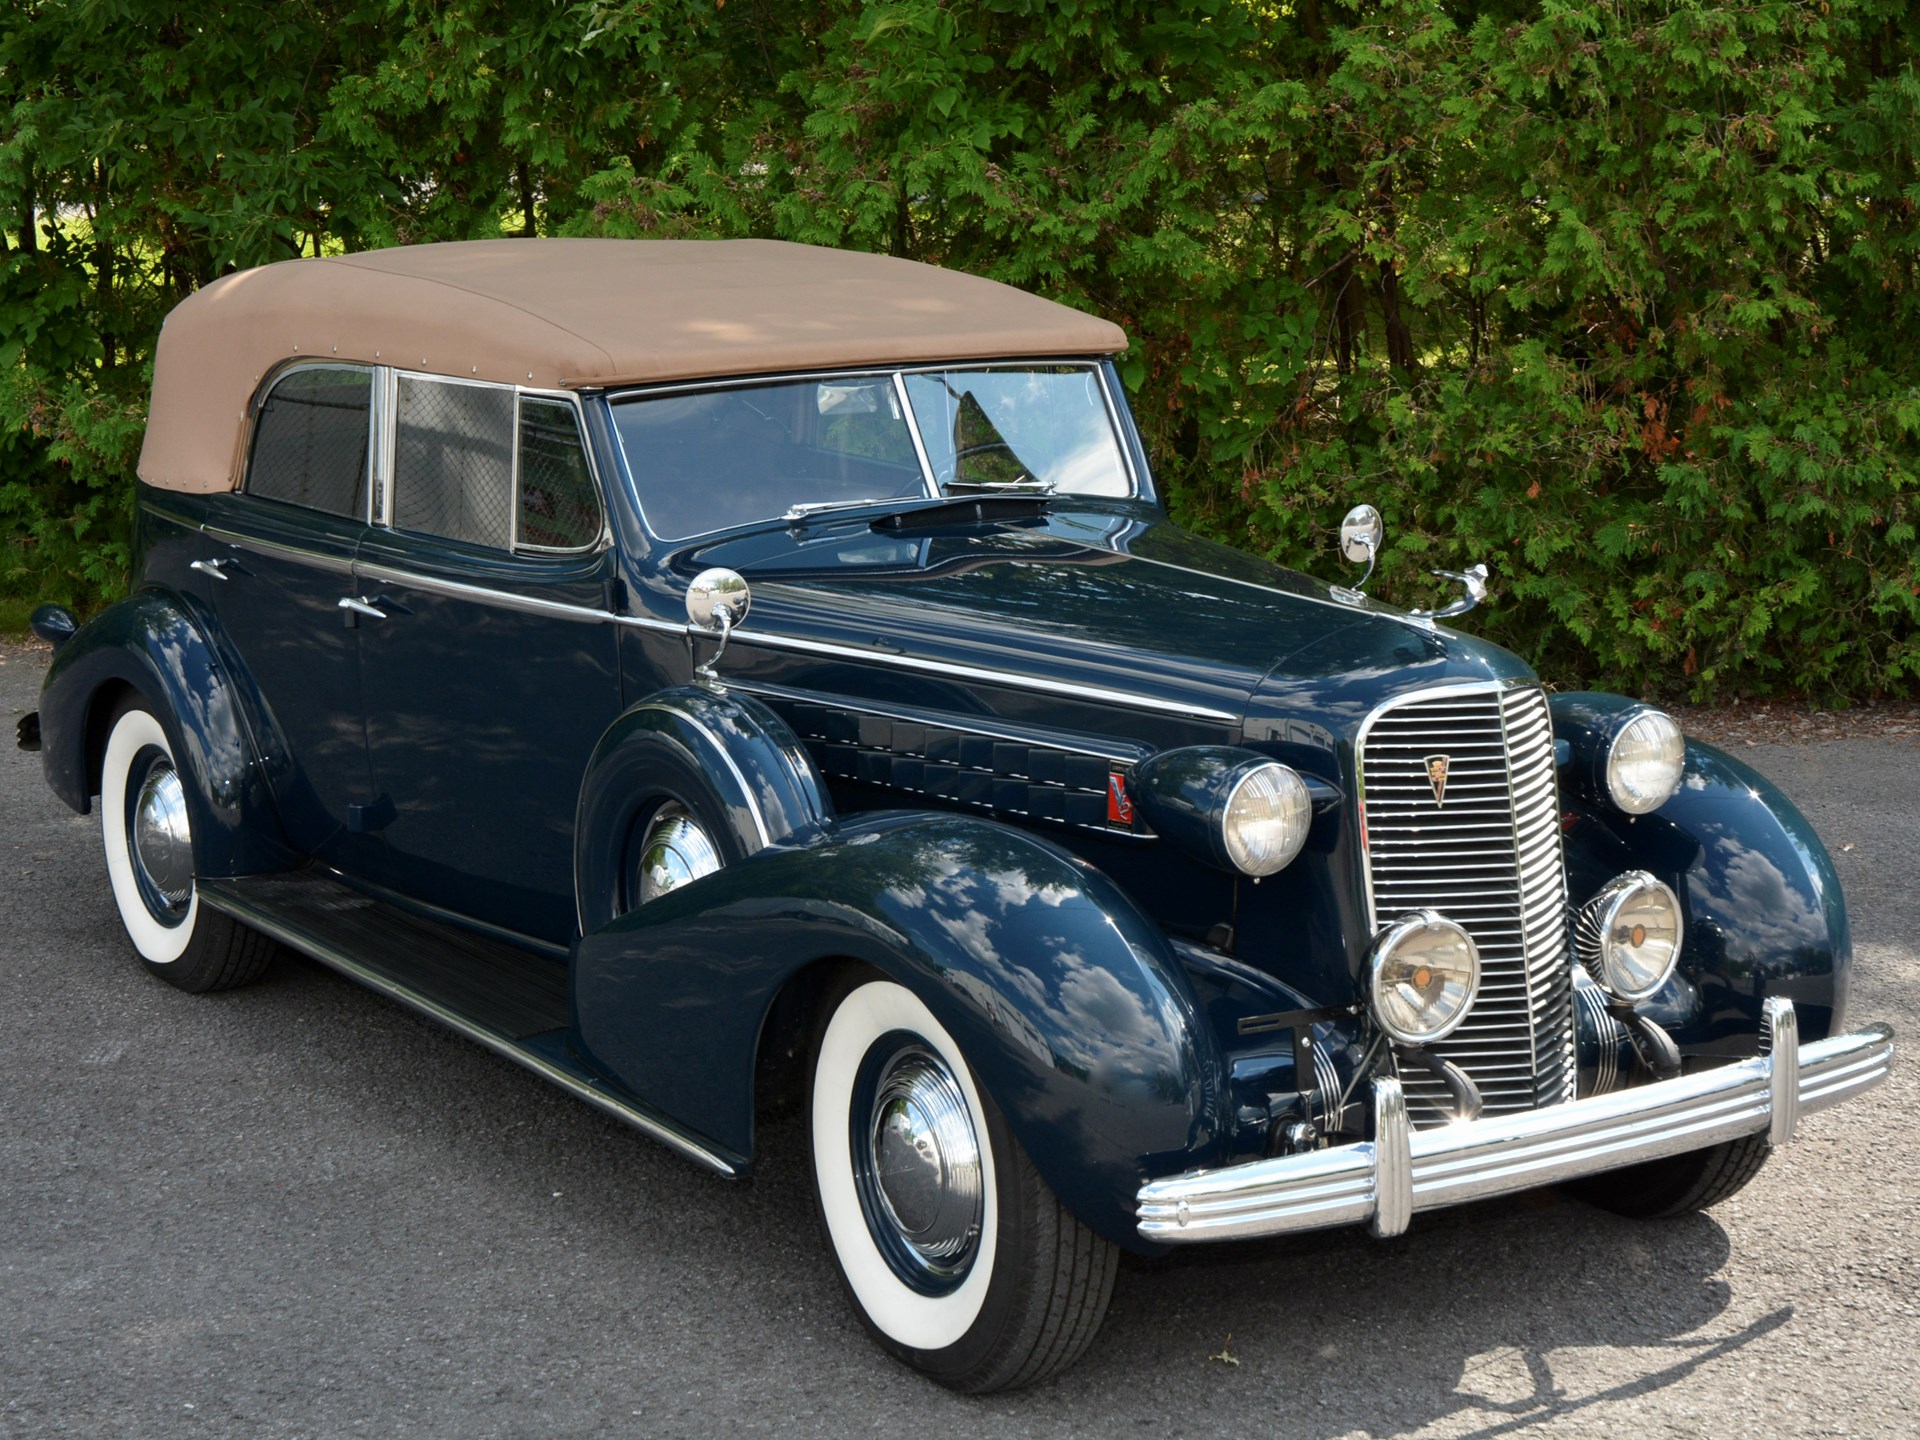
[3,0,1916,700]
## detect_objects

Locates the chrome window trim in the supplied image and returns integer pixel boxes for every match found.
[241,359,380,524]
[381,367,612,558]
[892,372,942,501]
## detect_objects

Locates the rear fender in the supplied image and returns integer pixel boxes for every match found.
[38,588,294,876]
[571,811,1227,1249]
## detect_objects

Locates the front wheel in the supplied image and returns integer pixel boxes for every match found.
[809,973,1117,1392]
[1564,1134,1772,1219]
[100,697,275,992]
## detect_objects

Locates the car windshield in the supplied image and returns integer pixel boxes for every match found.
[611,364,1132,541]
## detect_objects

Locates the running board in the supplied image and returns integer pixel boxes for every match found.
[199,870,740,1177]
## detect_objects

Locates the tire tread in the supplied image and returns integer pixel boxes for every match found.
[1566,1133,1771,1219]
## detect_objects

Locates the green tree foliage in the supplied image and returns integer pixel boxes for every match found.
[4,0,1916,698]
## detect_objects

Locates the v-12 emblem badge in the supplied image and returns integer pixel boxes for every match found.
[1425,755,1451,806]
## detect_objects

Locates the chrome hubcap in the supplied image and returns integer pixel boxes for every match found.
[132,763,192,910]
[637,803,721,904]
[861,1046,984,1284]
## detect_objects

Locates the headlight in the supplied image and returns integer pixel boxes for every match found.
[1222,763,1312,876]
[1606,708,1684,815]
[1368,911,1481,1046]
[1576,871,1684,1002]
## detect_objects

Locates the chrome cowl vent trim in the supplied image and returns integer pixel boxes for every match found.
[1355,683,1576,1124]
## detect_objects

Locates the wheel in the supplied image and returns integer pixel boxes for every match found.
[619,799,723,914]
[99,696,275,992]
[808,972,1118,1392]
[1564,1134,1772,1219]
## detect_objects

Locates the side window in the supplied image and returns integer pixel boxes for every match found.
[517,398,603,551]
[392,376,515,548]
[246,366,372,518]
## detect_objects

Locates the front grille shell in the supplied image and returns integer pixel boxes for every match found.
[1355,683,1576,1124]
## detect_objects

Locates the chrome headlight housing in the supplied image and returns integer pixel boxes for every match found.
[1221,762,1312,877]
[1367,911,1481,1046]
[1130,748,1317,878]
[1575,871,1684,1002]
[1605,707,1685,815]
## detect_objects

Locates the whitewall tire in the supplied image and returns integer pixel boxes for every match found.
[808,972,1118,1391]
[98,697,275,992]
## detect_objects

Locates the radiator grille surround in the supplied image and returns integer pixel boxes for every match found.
[1356,683,1577,1125]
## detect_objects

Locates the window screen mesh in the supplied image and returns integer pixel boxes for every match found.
[246,367,371,517]
[394,377,515,548]
[517,399,602,550]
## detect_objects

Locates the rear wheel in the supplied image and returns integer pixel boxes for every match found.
[1565,1135,1771,1219]
[809,972,1117,1392]
[100,697,274,992]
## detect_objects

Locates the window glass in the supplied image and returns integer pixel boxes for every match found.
[246,366,371,518]
[612,376,926,541]
[393,376,516,548]
[517,398,603,550]
[903,367,1130,497]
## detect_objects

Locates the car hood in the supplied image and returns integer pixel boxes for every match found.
[680,506,1533,749]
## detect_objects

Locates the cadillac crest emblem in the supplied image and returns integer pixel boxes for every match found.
[1425,754,1451,805]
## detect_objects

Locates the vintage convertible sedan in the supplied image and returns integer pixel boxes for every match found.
[23,239,1894,1391]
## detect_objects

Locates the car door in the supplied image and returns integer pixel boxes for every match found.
[353,374,622,944]
[200,362,381,869]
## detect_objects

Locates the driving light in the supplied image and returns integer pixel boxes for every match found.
[1368,911,1481,1046]
[1606,708,1684,815]
[1222,763,1312,876]
[1576,871,1684,1003]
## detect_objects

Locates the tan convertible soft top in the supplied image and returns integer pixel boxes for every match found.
[137,238,1129,494]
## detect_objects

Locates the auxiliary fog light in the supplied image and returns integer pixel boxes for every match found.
[1606,708,1685,815]
[1368,911,1481,1046]
[1577,871,1684,1003]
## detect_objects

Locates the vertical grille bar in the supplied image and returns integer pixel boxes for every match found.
[1357,684,1576,1125]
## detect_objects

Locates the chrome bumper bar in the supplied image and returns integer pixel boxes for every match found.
[1138,999,1894,1243]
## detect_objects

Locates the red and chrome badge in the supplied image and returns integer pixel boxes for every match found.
[1107,772,1134,826]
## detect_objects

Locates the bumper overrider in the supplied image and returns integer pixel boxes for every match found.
[1138,999,1894,1243]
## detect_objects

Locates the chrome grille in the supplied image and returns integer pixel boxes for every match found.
[1358,684,1576,1124]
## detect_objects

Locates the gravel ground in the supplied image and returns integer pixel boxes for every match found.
[2,641,1914,1439]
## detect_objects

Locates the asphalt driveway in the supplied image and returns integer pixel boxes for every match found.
[3,642,1914,1439]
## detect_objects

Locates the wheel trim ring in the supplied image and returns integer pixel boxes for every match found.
[812,982,999,1352]
[853,1043,985,1290]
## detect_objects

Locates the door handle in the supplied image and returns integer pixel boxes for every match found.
[337,595,388,627]
[190,558,233,581]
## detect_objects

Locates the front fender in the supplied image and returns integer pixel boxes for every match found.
[38,587,292,877]
[571,811,1228,1249]
[1554,694,1850,1052]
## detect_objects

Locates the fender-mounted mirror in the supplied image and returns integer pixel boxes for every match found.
[686,568,751,685]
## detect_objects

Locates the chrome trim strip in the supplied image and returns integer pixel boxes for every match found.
[1136,1004,1893,1243]
[198,882,738,1177]
[733,679,1155,766]
[202,526,358,576]
[893,371,941,499]
[351,560,615,625]
[727,628,1243,723]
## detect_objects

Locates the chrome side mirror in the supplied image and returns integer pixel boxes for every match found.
[687,568,750,685]
[1334,503,1384,600]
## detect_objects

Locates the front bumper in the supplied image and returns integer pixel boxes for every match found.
[1137,998,1894,1243]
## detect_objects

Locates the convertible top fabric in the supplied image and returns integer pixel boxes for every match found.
[137,238,1128,494]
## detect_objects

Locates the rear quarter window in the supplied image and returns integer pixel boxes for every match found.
[245,366,373,518]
